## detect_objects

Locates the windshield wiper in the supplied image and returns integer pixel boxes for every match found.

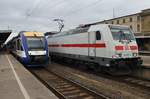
[39,38,45,49]
[119,31,132,43]
[119,30,125,42]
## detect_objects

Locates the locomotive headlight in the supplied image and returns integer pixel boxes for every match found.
[132,53,138,57]
[118,53,122,57]
[113,52,122,58]
[112,54,119,58]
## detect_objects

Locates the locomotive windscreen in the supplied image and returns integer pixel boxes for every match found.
[27,37,45,50]
[110,26,135,41]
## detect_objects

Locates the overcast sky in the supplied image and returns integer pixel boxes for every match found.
[0,0,150,33]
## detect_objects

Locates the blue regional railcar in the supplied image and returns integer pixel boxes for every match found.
[8,31,49,67]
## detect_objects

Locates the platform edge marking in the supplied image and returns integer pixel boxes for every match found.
[6,55,30,99]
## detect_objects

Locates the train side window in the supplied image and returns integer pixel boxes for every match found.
[18,40,23,51]
[20,45,23,51]
[96,31,101,40]
[17,40,19,50]
[19,40,23,51]
[13,42,15,49]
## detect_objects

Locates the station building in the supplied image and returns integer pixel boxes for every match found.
[92,8,150,36]
[90,8,150,51]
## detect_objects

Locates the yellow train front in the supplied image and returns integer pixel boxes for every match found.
[10,31,49,67]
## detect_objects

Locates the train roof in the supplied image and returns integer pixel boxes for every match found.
[50,24,130,37]
[22,31,44,37]
[4,31,44,45]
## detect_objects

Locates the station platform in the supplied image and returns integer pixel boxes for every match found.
[139,51,150,55]
[0,53,58,99]
[140,55,150,68]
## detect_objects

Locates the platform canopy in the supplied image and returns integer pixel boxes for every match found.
[0,30,12,48]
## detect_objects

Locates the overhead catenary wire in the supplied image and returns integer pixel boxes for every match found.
[45,0,71,10]
[26,0,103,20]
[26,0,42,17]
[26,0,68,18]
[61,0,103,18]
[25,0,104,31]
[59,0,104,29]
[49,0,104,29]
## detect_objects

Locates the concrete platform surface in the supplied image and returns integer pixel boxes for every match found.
[140,55,150,68]
[0,53,58,99]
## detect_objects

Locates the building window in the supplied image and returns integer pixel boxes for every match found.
[137,24,140,32]
[123,19,125,23]
[130,25,132,29]
[130,17,132,22]
[117,20,119,24]
[137,16,140,21]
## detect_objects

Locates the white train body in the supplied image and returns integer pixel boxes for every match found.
[48,24,142,69]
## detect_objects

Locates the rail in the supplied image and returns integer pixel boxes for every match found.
[29,68,109,99]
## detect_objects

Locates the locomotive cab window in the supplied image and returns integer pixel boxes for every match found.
[96,31,101,40]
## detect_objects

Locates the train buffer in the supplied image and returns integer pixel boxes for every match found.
[0,53,58,99]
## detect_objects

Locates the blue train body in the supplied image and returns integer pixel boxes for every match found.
[8,31,49,67]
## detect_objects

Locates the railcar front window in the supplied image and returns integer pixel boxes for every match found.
[27,37,45,50]
[110,27,135,41]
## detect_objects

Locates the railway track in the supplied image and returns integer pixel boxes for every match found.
[53,60,150,92]
[89,70,150,92]
[29,68,109,99]
[122,76,150,90]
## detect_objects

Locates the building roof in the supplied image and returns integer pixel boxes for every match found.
[90,9,150,26]
[94,13,140,25]
[0,30,12,48]
[0,30,12,33]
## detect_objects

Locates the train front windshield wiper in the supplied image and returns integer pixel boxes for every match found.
[119,30,132,43]
[119,30,126,42]
[39,38,45,49]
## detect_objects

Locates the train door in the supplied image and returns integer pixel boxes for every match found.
[88,31,96,57]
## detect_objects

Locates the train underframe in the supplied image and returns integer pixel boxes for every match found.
[50,52,143,75]
[11,52,49,67]
[107,57,143,75]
